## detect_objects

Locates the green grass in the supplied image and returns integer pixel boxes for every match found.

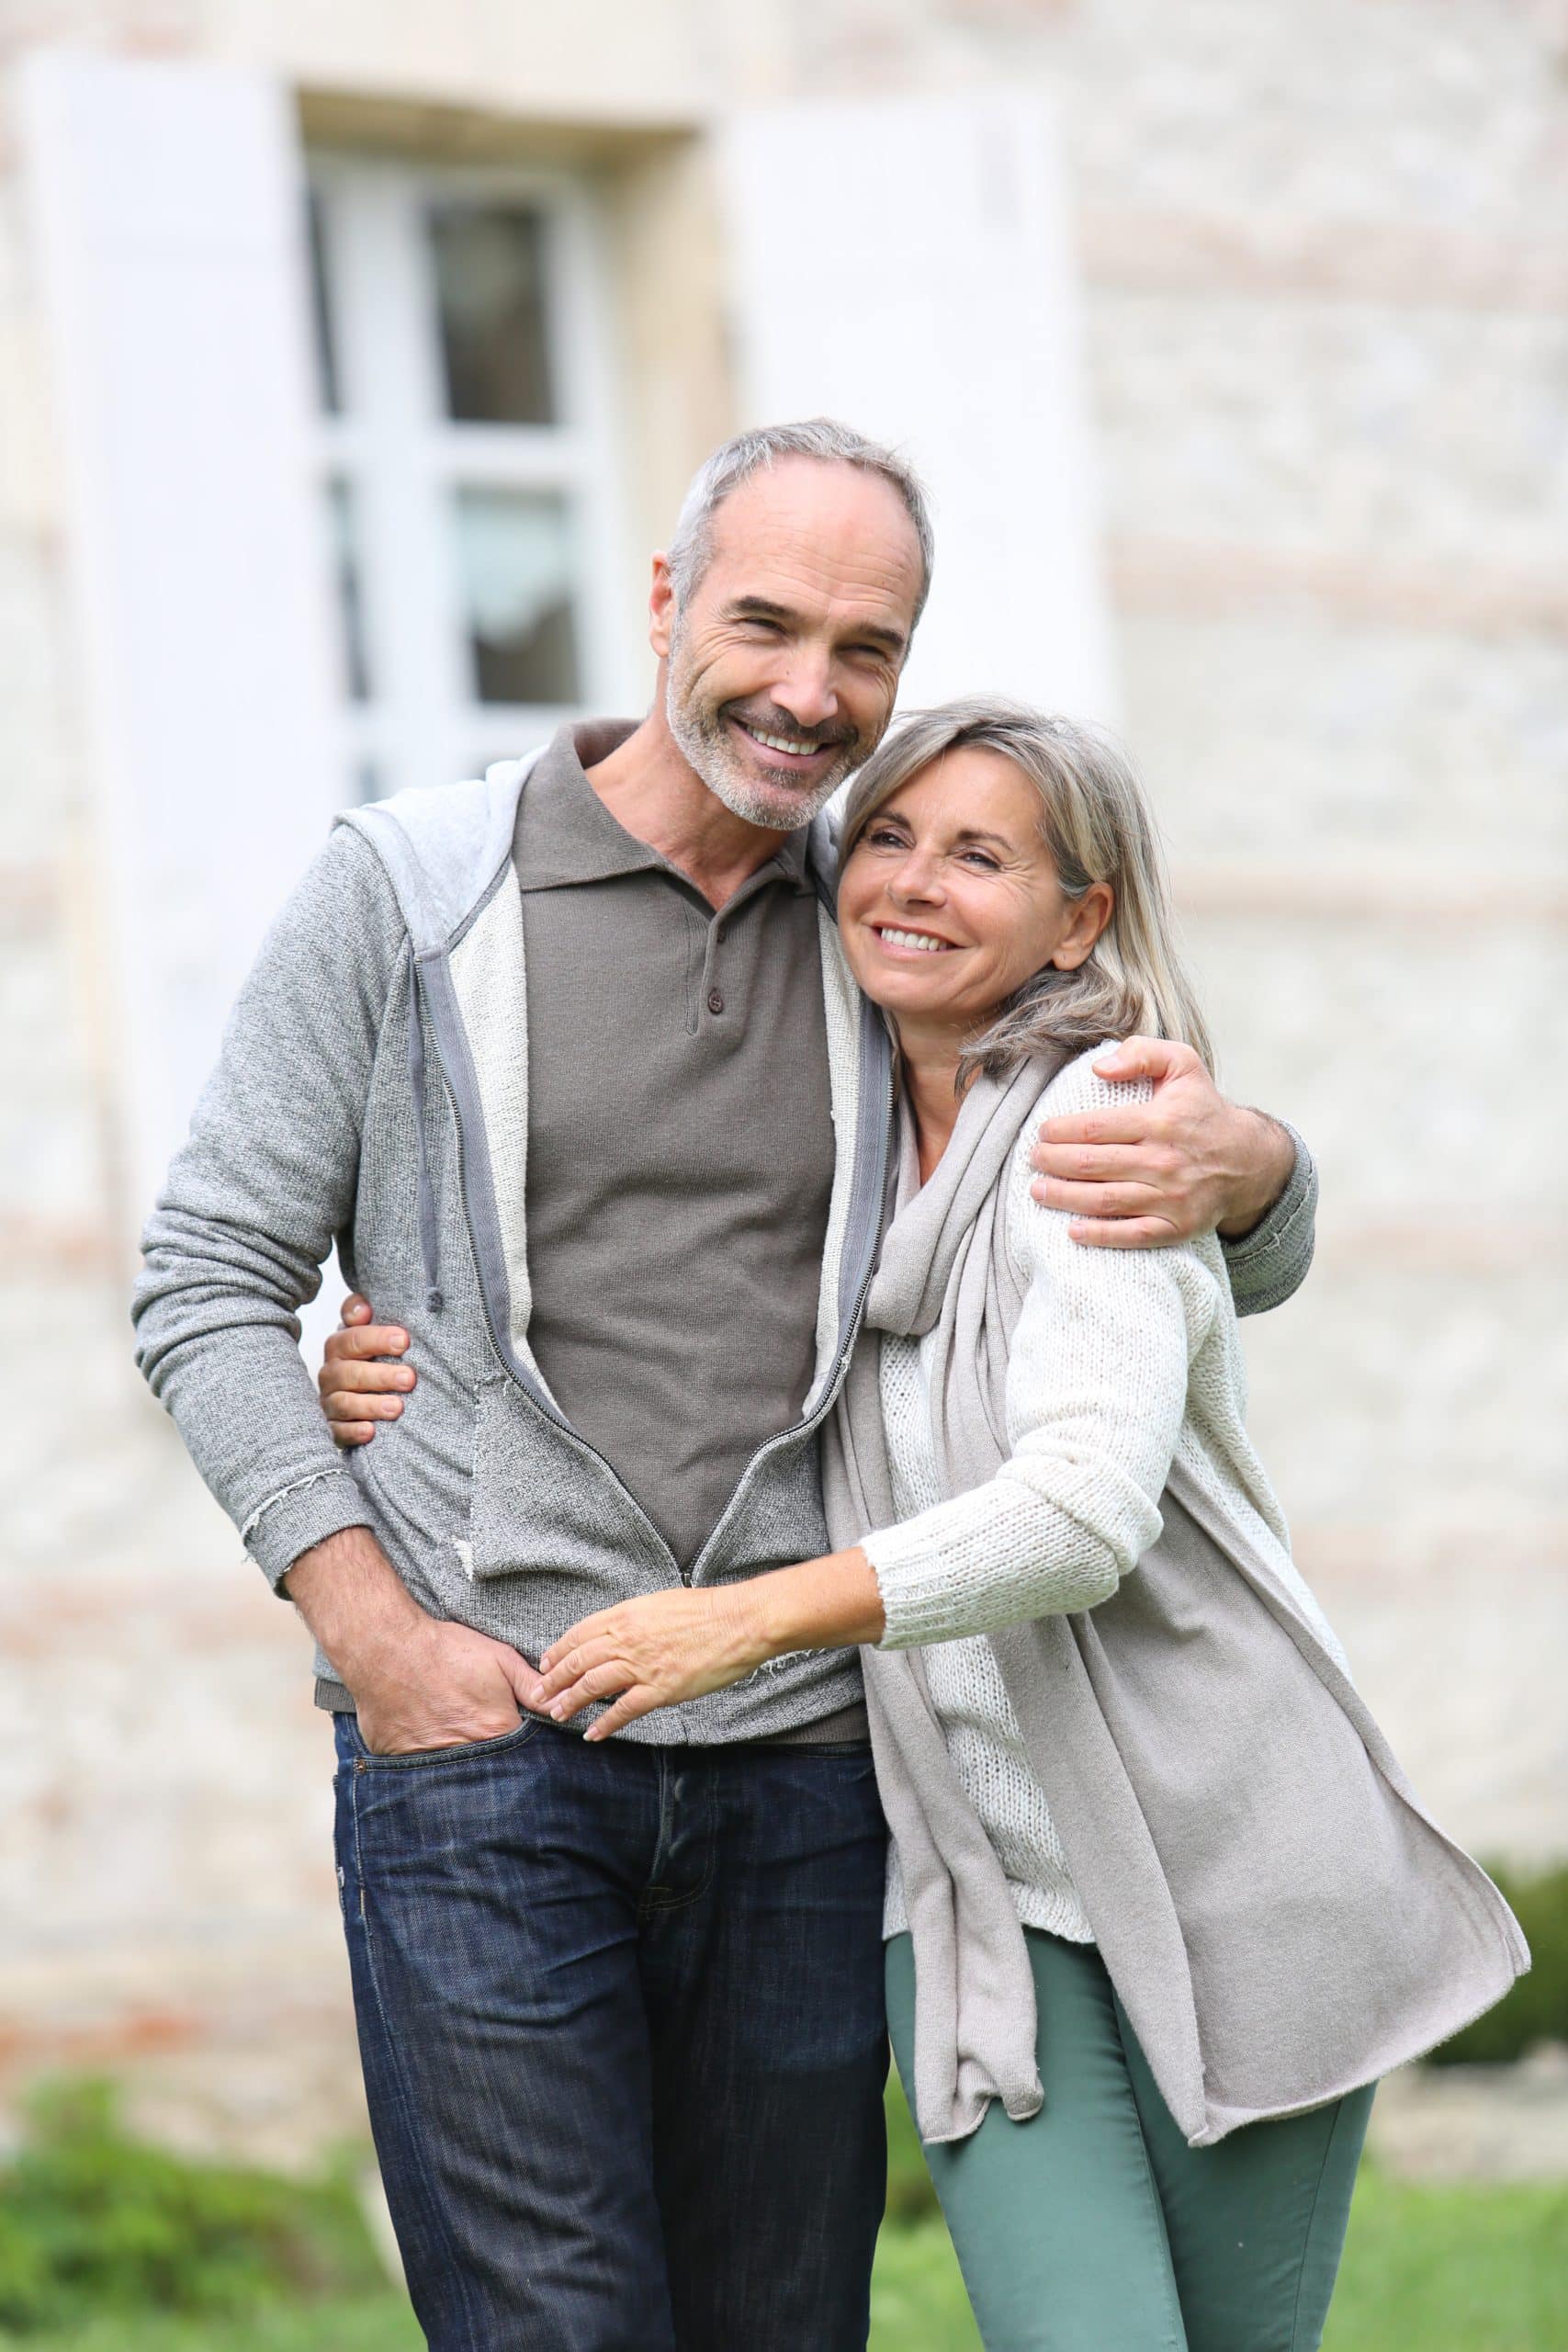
[1324,2165,1568,2352]
[3,2075,1566,2349]
[0,2301,423,2351]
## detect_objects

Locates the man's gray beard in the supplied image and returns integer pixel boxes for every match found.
[664,663,859,831]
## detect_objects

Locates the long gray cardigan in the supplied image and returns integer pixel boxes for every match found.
[824,1054,1528,2148]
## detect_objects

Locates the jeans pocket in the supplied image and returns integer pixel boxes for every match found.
[349,1713,547,1771]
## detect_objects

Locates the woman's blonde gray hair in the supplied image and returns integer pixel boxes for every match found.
[839,695,1214,1080]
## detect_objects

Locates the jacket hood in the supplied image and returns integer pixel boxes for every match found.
[334,752,546,954]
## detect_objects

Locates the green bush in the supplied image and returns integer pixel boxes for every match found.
[1427,1862,1568,2067]
[0,2079,383,2335]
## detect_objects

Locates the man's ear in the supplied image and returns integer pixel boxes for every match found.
[649,553,677,660]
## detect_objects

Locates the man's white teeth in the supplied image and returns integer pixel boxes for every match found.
[744,724,818,756]
[879,927,950,953]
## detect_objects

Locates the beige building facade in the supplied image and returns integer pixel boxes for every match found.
[1,0,1564,2147]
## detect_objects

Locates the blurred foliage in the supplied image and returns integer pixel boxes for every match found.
[883,2069,940,2224]
[0,2080,382,2336]
[2,2070,1565,2349]
[1427,1863,1568,2067]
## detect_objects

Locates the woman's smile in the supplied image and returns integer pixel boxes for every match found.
[867,922,962,957]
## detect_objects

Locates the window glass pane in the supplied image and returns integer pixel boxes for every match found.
[307,190,340,414]
[327,480,371,701]
[453,488,581,705]
[429,204,556,424]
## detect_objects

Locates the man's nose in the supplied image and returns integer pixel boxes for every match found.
[771,653,840,730]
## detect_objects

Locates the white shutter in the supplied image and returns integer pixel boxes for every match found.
[21,51,339,1232]
[718,93,1115,723]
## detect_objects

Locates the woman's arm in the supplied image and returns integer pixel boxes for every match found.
[534,1550,886,1741]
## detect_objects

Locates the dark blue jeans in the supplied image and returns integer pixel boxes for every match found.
[333,1711,889,2351]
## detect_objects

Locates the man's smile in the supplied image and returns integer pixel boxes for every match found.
[729,715,842,772]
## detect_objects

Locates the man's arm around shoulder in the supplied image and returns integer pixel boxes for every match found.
[1029,1036,1317,1316]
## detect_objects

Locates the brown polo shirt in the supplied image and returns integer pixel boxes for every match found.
[513,721,836,1572]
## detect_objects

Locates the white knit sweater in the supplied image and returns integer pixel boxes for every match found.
[865,1055,1347,1943]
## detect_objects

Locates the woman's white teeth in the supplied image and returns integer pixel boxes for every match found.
[879,927,950,953]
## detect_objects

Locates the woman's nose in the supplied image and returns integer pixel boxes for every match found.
[889,855,944,905]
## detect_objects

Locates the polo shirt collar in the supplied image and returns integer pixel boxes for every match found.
[513,720,816,898]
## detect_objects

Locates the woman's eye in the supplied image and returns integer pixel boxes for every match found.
[866,827,907,849]
[962,850,1001,870]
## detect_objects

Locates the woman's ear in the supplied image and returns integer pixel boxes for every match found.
[1049,880,1115,973]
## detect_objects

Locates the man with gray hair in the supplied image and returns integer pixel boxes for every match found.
[133,420,1314,2349]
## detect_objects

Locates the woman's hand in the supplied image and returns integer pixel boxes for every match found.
[536,1550,886,1740]
[319,1295,417,1445]
[536,1587,774,1740]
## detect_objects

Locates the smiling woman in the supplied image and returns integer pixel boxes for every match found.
[837,740,1113,1176]
[837,696,1214,1090]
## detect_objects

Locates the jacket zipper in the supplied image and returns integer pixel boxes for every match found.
[442,971,893,1589]
[446,1084,679,1577]
[684,1041,895,1589]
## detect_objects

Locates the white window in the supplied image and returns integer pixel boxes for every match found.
[307,155,630,804]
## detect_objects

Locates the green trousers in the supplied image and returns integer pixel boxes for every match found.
[886,1930,1373,2352]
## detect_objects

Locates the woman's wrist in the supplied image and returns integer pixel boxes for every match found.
[745,1549,886,1659]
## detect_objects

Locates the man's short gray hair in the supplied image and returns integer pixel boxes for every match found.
[666,418,935,633]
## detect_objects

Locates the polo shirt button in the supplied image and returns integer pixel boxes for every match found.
[706,988,725,1015]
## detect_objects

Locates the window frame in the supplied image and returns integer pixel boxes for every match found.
[307,150,634,804]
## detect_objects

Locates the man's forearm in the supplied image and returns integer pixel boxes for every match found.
[283,1523,428,1689]
[1215,1109,1297,1240]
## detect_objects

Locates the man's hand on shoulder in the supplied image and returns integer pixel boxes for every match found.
[1030,1036,1295,1250]
[284,1524,545,1755]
